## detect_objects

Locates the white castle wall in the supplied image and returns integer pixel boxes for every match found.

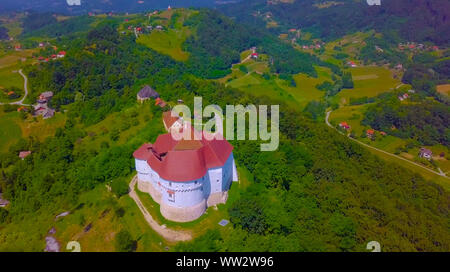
[135,152,238,222]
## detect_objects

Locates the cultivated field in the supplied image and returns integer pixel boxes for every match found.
[437,84,450,96]
[337,66,401,104]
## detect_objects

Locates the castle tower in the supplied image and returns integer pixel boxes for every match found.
[133,125,238,222]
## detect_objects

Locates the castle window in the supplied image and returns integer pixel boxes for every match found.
[217,179,220,183]
[169,182,172,187]
[194,181,197,184]
[168,190,175,202]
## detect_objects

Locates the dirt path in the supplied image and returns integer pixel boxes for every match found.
[325,111,449,179]
[128,176,192,242]
[0,69,31,106]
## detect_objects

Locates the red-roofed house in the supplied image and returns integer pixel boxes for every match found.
[57,51,66,58]
[133,123,238,222]
[0,193,9,207]
[17,106,28,112]
[366,129,375,139]
[339,122,350,130]
[19,151,31,160]
[348,61,357,68]
[251,52,259,59]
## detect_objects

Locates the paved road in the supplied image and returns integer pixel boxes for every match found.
[128,176,192,242]
[0,69,31,106]
[326,111,449,179]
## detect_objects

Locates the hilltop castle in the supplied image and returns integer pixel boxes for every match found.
[133,113,238,222]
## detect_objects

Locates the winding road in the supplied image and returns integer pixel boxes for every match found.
[128,176,192,242]
[325,111,448,179]
[0,69,31,106]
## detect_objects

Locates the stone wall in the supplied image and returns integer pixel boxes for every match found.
[207,191,228,207]
[137,179,151,194]
[160,199,207,222]
[137,179,162,204]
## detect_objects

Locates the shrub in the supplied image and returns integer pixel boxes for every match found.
[115,230,137,252]
[111,178,129,198]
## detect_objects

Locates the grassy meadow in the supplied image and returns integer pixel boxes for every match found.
[337,66,401,105]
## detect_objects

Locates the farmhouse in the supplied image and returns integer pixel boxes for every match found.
[133,124,238,222]
[339,122,350,130]
[348,61,357,68]
[137,85,159,103]
[40,91,53,101]
[34,104,55,119]
[366,129,375,139]
[398,93,409,101]
[34,92,55,119]
[19,151,31,160]
[0,194,9,208]
[251,52,259,59]
[419,148,432,160]
[17,106,28,112]
[57,51,66,58]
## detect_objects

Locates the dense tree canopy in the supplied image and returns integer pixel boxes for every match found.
[220,0,450,45]
[363,99,450,147]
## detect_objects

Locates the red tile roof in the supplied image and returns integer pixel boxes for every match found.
[134,127,233,182]
[340,122,350,128]
[19,151,31,159]
[163,111,180,129]
[367,129,375,135]
[133,143,153,160]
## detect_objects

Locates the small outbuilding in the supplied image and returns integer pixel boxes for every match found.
[0,193,9,207]
[419,148,433,160]
[137,85,159,103]
[19,151,31,160]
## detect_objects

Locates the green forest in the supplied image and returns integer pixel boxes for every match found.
[220,0,450,45]
[363,99,450,147]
